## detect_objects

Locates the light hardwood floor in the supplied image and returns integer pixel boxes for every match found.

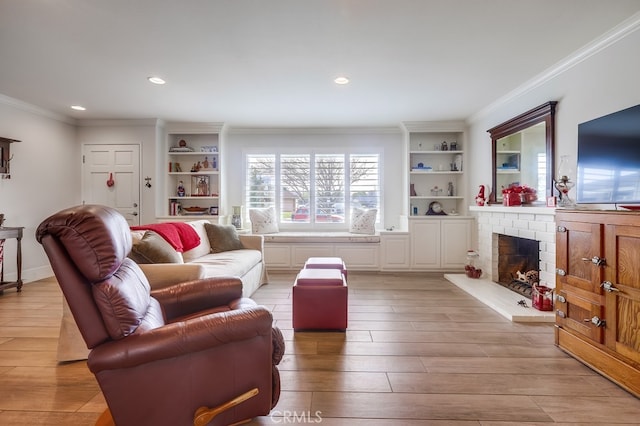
[2,271,640,425]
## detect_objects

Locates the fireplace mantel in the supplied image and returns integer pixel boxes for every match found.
[469,205,556,215]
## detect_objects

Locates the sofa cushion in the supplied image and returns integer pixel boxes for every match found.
[249,207,279,234]
[190,249,262,279]
[182,220,212,262]
[204,223,245,253]
[350,207,377,234]
[129,231,184,264]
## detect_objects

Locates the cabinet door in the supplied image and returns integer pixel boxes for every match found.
[556,287,605,344]
[556,219,605,294]
[381,234,410,269]
[292,245,334,268]
[336,244,380,269]
[440,219,471,269]
[604,224,640,363]
[264,244,291,268]
[411,221,440,268]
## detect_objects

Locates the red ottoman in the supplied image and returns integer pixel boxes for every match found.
[292,268,348,331]
[303,256,348,279]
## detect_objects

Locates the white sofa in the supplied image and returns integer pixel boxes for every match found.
[57,219,268,362]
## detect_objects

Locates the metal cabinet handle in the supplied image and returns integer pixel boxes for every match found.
[584,316,606,327]
[600,281,620,293]
[581,256,606,266]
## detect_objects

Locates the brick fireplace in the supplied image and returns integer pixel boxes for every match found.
[470,205,556,290]
[445,205,556,322]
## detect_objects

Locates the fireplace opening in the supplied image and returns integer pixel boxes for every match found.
[497,234,540,297]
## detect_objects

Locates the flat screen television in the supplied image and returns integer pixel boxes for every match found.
[576,103,640,205]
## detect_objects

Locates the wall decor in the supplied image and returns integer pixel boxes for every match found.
[0,137,21,179]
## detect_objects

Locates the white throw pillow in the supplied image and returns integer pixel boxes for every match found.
[350,208,377,234]
[181,220,211,262]
[249,207,279,234]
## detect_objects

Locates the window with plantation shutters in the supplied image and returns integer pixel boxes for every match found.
[246,152,380,229]
[245,155,276,209]
[350,154,380,213]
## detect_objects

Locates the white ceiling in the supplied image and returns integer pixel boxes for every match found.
[1,0,639,127]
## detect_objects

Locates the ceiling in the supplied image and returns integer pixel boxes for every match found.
[1,0,639,127]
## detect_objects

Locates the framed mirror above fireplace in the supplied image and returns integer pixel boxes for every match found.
[487,101,557,204]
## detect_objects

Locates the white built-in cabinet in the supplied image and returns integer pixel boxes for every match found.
[380,232,411,270]
[402,122,467,217]
[410,220,440,268]
[156,121,475,272]
[264,242,380,270]
[400,122,473,271]
[161,123,223,221]
[410,217,472,270]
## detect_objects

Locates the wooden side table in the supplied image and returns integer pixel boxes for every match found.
[0,226,23,293]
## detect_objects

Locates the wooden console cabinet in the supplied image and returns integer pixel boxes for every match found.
[555,210,640,396]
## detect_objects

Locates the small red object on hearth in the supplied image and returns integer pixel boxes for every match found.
[532,283,554,311]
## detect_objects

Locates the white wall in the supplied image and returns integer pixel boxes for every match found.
[223,128,405,230]
[0,97,79,282]
[467,20,640,205]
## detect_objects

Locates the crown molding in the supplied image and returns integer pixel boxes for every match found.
[0,93,76,125]
[227,126,401,135]
[76,118,161,127]
[401,121,467,133]
[165,122,225,134]
[469,11,640,124]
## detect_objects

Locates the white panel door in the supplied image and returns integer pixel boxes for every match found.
[82,144,140,226]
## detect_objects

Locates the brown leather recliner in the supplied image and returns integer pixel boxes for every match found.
[36,205,284,426]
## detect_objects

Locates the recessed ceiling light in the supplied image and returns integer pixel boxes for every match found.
[334,76,350,85]
[148,76,166,85]
[70,105,86,111]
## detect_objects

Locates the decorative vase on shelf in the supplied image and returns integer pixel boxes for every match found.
[231,205,243,229]
[555,155,575,207]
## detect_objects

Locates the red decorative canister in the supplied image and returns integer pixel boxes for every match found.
[532,284,554,311]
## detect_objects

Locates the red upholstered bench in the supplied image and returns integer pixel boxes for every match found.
[292,268,348,331]
[303,256,348,279]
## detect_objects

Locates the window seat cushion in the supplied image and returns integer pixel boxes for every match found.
[261,231,380,243]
